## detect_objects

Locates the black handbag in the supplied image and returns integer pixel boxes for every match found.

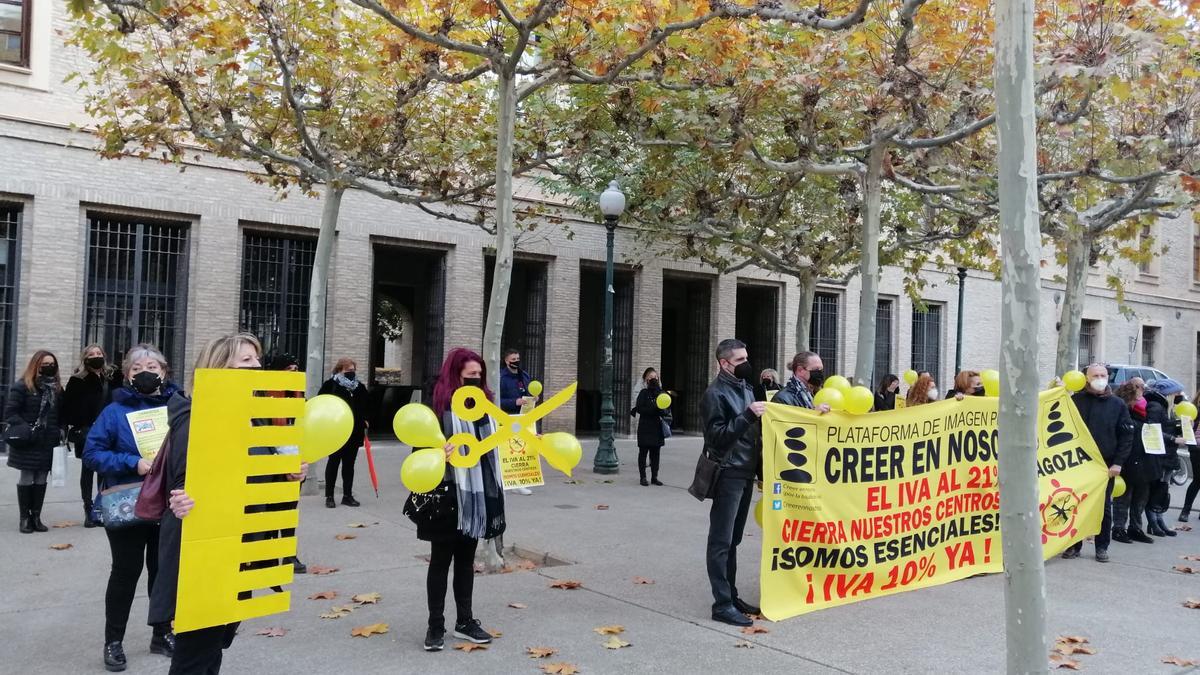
[5,421,35,447]
[403,481,458,531]
[687,450,721,501]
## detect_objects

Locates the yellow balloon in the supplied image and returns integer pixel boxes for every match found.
[824,375,851,394]
[1062,370,1086,392]
[1176,401,1198,420]
[540,432,583,477]
[903,370,918,385]
[301,395,354,464]
[845,386,874,415]
[393,403,446,448]
[754,499,763,528]
[813,387,845,411]
[401,448,446,493]
[527,380,543,397]
[981,369,1000,397]
[1111,475,1126,499]
[656,393,672,409]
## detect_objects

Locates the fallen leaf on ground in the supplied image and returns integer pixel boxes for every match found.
[563,480,581,485]
[1184,598,1200,609]
[1054,644,1097,656]
[508,602,528,609]
[498,565,515,574]
[734,641,755,649]
[602,636,631,650]
[1056,636,1090,645]
[632,576,655,585]
[308,565,339,576]
[487,628,503,638]
[1176,524,1194,532]
[350,623,389,638]
[527,647,558,659]
[1173,566,1197,575]
[319,605,355,619]
[550,579,582,590]
[352,592,381,605]
[51,521,78,528]
[347,523,367,528]
[541,663,580,674]
[516,559,537,571]
[308,591,337,600]
[49,543,72,551]
[256,627,287,637]
[453,642,488,652]
[1049,654,1082,670]
[1162,656,1200,667]
[595,504,609,510]
[741,625,769,635]
[1181,554,1200,561]
[335,534,357,541]
[597,480,614,484]
[593,625,624,635]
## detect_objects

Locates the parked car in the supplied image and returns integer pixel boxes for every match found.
[1105,363,1172,386]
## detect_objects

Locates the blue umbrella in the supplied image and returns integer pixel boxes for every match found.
[1148,378,1184,397]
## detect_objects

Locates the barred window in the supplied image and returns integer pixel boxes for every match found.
[239,232,316,361]
[83,213,190,372]
[0,203,20,409]
[911,303,943,382]
[1142,326,1159,368]
[810,292,839,374]
[1078,319,1099,369]
[874,298,894,385]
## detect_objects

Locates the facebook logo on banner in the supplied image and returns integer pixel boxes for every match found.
[772,500,783,511]
[772,482,783,495]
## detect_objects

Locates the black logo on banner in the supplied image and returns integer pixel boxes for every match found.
[780,426,814,483]
[1045,401,1075,447]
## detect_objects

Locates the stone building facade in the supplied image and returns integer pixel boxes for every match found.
[2,0,1199,434]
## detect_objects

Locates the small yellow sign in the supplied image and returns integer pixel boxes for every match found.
[497,419,545,490]
[126,407,169,460]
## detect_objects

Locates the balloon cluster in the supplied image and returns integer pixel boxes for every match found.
[811,375,874,414]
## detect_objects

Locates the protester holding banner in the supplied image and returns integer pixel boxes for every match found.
[419,347,506,652]
[1111,379,1154,544]
[634,367,670,486]
[702,339,764,627]
[63,344,122,528]
[318,358,370,508]
[499,348,535,495]
[1062,364,1133,562]
[905,375,939,407]
[775,351,829,412]
[1143,379,1181,537]
[947,370,983,399]
[874,374,899,411]
[83,344,179,671]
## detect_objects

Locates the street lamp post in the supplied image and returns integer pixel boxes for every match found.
[955,266,968,374]
[594,180,624,475]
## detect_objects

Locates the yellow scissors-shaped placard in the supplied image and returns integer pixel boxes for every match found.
[445,383,577,468]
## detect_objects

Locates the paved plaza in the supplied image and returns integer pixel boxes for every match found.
[2,437,1198,674]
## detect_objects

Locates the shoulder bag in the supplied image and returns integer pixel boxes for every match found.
[403,480,458,531]
[134,435,172,521]
[97,482,147,529]
[687,449,721,502]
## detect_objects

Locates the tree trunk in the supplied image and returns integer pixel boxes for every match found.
[853,144,884,387]
[303,182,344,496]
[479,70,519,572]
[994,0,1049,670]
[1054,229,1090,375]
[794,274,816,353]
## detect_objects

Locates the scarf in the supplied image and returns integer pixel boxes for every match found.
[785,377,815,409]
[333,373,360,392]
[1131,397,1147,420]
[447,412,505,539]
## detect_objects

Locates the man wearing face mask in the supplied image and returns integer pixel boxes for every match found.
[775,352,833,414]
[498,348,536,495]
[1062,363,1133,563]
[701,339,766,627]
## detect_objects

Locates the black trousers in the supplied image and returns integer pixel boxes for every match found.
[427,536,478,630]
[170,623,239,675]
[1069,478,1114,553]
[74,440,97,507]
[1183,449,1200,514]
[706,472,754,612]
[637,446,661,479]
[1113,469,1149,531]
[325,443,359,498]
[104,523,161,643]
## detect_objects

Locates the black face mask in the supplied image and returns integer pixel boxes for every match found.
[974,386,986,396]
[761,378,775,388]
[508,361,520,371]
[85,357,105,370]
[463,377,483,388]
[807,368,826,387]
[39,364,58,378]
[732,361,755,382]
[647,378,660,390]
[131,371,162,395]
[343,371,356,381]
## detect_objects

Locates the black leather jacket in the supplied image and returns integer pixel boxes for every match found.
[701,370,760,477]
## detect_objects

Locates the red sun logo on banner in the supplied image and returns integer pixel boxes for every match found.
[1039,478,1088,544]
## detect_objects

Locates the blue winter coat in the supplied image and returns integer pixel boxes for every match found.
[499,367,533,415]
[83,383,181,489]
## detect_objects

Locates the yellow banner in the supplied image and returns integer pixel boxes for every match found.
[761,388,1110,620]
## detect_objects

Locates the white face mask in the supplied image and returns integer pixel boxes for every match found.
[928,388,939,400]
[1089,378,1108,392]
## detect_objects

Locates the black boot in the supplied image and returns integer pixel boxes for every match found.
[104,641,127,672]
[29,484,48,532]
[1111,527,1131,543]
[1154,512,1177,537]
[84,500,100,528]
[150,626,175,657]
[1180,510,1192,523]
[1128,527,1154,543]
[17,485,33,534]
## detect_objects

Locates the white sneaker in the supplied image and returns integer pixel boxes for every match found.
[515,487,533,495]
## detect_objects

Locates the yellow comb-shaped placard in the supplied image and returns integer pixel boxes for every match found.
[445,382,576,469]
[175,369,306,633]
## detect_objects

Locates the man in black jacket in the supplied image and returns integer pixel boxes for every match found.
[702,339,765,627]
[1064,363,1134,563]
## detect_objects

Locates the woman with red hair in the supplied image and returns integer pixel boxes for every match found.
[418,347,506,652]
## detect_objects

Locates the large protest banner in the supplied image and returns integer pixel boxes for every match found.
[761,388,1110,620]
